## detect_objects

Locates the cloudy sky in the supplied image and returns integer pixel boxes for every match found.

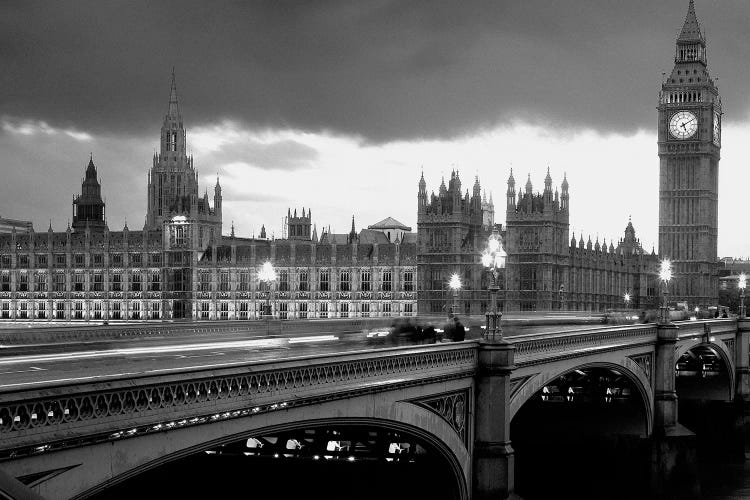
[1,1,749,256]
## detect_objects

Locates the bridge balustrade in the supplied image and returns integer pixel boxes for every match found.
[0,343,477,461]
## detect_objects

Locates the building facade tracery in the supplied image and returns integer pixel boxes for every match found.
[0,75,416,322]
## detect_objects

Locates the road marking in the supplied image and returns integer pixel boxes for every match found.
[0,339,286,366]
[288,335,338,344]
[0,366,47,375]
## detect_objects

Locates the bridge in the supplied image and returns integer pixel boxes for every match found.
[0,317,748,499]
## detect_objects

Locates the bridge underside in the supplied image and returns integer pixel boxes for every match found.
[2,380,472,500]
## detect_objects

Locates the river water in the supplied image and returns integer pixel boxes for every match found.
[703,461,750,499]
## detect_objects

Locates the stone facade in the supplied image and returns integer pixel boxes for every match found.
[505,171,660,312]
[417,170,661,314]
[416,171,498,316]
[0,74,416,322]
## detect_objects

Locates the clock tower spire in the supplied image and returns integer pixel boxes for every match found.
[657,0,720,308]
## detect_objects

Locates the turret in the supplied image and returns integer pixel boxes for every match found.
[418,171,428,213]
[72,155,106,233]
[544,167,553,203]
[507,169,516,212]
[561,172,569,212]
[214,176,222,218]
[348,215,357,244]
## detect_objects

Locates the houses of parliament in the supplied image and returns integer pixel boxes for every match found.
[0,1,720,321]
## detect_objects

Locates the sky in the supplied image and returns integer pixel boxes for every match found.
[1,0,749,256]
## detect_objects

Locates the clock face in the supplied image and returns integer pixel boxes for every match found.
[669,110,698,139]
[713,112,721,145]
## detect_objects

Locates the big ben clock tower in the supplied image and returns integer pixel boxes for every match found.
[658,0,720,307]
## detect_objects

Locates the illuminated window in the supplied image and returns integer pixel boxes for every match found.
[151,302,160,319]
[319,270,329,292]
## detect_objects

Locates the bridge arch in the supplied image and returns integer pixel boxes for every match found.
[59,388,471,500]
[675,340,734,401]
[509,361,653,499]
[510,360,654,435]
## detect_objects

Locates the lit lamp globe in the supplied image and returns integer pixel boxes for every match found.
[482,231,506,340]
[449,273,462,291]
[448,273,462,316]
[658,259,672,324]
[259,261,277,319]
[259,261,277,283]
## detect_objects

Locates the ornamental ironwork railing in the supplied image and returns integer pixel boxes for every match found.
[0,343,477,458]
[510,324,658,366]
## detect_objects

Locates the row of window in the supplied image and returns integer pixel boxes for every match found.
[0,269,415,293]
[0,272,161,292]
[0,253,162,268]
[199,270,414,292]
[0,301,414,320]
[0,301,161,320]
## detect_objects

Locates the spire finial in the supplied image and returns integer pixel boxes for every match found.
[678,0,704,43]
[168,69,179,116]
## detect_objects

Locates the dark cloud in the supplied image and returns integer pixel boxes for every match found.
[1,0,748,142]
[211,139,319,172]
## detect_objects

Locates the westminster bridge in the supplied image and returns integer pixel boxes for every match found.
[0,317,748,499]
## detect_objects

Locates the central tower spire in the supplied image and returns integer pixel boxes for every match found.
[146,71,222,238]
[168,67,180,118]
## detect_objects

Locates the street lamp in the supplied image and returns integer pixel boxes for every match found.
[258,261,277,319]
[624,292,631,309]
[448,273,462,316]
[739,273,747,318]
[481,229,506,341]
[658,259,672,324]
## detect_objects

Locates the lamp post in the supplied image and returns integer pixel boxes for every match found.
[624,292,631,310]
[448,273,462,317]
[739,273,747,318]
[258,261,277,319]
[658,259,672,324]
[558,284,565,311]
[481,229,506,341]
